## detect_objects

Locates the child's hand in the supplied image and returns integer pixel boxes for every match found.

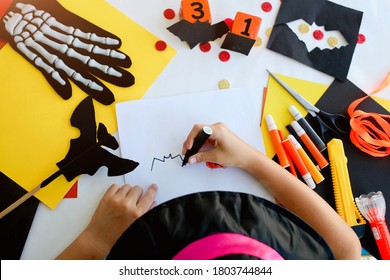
[182,122,258,169]
[85,184,157,249]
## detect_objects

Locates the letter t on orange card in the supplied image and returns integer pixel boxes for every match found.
[180,0,212,23]
[266,115,289,168]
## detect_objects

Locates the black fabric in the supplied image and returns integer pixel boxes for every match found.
[107,191,334,260]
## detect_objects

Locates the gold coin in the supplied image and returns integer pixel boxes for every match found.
[254,36,263,47]
[298,23,310,34]
[327,36,339,48]
[218,79,230,89]
[266,27,273,37]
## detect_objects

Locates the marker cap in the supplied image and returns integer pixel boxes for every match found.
[266,114,277,131]
[291,121,304,136]
[289,106,326,152]
[288,105,303,120]
[287,134,302,150]
[302,173,316,189]
[203,126,213,135]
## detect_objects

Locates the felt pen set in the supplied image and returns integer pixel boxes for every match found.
[266,114,324,189]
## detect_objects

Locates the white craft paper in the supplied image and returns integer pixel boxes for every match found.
[116,88,273,205]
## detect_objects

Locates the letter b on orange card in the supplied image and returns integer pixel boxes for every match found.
[231,12,262,40]
[180,0,211,23]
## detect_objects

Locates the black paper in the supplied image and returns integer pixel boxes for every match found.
[309,79,390,259]
[0,172,39,259]
[167,19,229,49]
[221,32,256,55]
[57,97,139,181]
[267,0,363,81]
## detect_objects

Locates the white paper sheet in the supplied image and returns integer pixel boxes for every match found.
[116,88,273,204]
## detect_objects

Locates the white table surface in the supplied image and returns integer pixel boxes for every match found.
[21,0,390,259]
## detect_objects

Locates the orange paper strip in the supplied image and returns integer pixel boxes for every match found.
[348,72,390,157]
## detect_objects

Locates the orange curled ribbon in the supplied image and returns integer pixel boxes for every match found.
[348,72,390,157]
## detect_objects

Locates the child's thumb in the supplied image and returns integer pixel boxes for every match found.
[188,150,216,165]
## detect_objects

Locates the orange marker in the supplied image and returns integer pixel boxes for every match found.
[266,115,289,168]
[288,135,324,184]
[278,130,297,177]
[282,138,316,189]
[291,121,329,169]
[180,0,212,23]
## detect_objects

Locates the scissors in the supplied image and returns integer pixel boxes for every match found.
[267,70,350,143]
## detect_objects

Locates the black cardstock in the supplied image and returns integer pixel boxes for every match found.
[221,32,256,55]
[309,79,389,259]
[167,19,230,49]
[267,0,363,81]
[0,0,134,105]
[0,172,39,259]
[56,96,139,181]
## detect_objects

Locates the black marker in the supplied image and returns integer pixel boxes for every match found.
[288,105,326,152]
[182,126,213,166]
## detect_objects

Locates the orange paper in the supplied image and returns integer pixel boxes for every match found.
[180,0,211,23]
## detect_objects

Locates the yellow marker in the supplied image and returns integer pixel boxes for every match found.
[327,139,366,227]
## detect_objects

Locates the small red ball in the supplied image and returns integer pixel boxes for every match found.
[199,42,211,52]
[219,51,230,62]
[261,2,273,12]
[155,40,167,51]
[313,30,324,40]
[163,8,175,20]
[357,33,366,44]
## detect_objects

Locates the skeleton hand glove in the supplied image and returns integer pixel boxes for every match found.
[1,1,134,105]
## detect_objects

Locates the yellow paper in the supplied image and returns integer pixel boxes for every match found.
[372,96,390,112]
[0,0,175,209]
[261,74,328,158]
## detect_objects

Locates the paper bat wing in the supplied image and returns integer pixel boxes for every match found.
[57,97,138,181]
[167,20,229,49]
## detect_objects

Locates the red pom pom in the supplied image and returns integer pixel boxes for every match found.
[261,2,273,12]
[357,33,366,44]
[313,30,324,40]
[199,42,211,52]
[219,51,230,62]
[163,8,175,20]
[155,40,167,51]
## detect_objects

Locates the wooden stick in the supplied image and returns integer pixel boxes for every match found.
[0,137,111,219]
[0,184,41,219]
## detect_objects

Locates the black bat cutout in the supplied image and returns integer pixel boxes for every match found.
[167,19,230,49]
[56,96,139,181]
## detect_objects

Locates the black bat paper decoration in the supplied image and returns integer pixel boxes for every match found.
[57,96,139,180]
[267,0,363,81]
[167,19,230,49]
[0,97,139,220]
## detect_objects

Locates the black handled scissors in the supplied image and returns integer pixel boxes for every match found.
[267,70,350,143]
